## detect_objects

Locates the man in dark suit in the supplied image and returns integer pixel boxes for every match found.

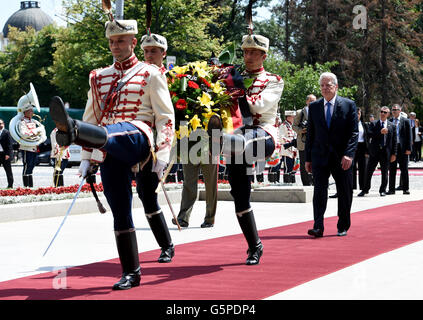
[305,72,358,238]
[358,106,397,197]
[387,104,412,195]
[0,119,14,188]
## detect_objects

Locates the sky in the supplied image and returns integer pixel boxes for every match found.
[1,0,273,35]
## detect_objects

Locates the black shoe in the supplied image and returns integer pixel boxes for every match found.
[158,245,175,263]
[357,191,367,197]
[395,186,403,191]
[201,222,214,228]
[386,190,395,195]
[112,269,141,290]
[380,192,386,197]
[171,217,188,228]
[337,230,347,236]
[403,190,410,195]
[329,193,338,198]
[307,228,323,238]
[246,242,263,265]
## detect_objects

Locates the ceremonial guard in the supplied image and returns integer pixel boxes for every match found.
[50,127,70,187]
[140,32,168,73]
[49,19,175,290]
[209,33,284,265]
[279,110,298,182]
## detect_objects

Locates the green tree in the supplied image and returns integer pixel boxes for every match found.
[0,25,60,107]
[264,54,357,113]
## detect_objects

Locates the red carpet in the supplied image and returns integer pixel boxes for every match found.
[1,200,423,300]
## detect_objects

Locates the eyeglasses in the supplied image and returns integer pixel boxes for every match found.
[392,109,400,111]
[380,111,388,114]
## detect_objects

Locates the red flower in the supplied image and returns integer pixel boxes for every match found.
[175,99,187,111]
[201,78,211,88]
[188,81,199,89]
[176,74,187,79]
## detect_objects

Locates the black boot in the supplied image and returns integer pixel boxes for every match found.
[58,174,64,187]
[23,175,29,187]
[49,96,107,148]
[27,175,33,188]
[236,210,263,265]
[146,212,175,263]
[113,229,141,290]
[53,171,64,187]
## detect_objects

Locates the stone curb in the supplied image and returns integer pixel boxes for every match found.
[0,186,313,223]
[0,190,182,224]
[200,186,313,203]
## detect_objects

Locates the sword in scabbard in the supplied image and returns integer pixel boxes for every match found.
[152,144,181,231]
[42,176,86,257]
[160,179,181,231]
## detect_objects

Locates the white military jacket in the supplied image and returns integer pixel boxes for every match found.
[240,67,284,144]
[18,117,43,152]
[82,54,175,164]
[50,128,70,160]
[279,120,297,158]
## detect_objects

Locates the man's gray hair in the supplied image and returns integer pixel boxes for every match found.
[319,72,338,86]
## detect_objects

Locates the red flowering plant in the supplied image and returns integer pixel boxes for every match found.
[167,61,232,139]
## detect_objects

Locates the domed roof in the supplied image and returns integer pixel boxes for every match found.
[2,1,53,38]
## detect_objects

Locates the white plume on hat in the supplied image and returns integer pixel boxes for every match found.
[241,34,269,52]
[141,33,168,51]
[105,20,138,38]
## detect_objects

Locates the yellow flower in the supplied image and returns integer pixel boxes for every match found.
[211,80,224,94]
[178,125,190,139]
[171,65,189,75]
[190,61,209,78]
[198,92,215,108]
[190,115,202,131]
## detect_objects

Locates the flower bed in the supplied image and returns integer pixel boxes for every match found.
[0,180,235,205]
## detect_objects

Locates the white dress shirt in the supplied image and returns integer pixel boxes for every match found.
[323,95,337,118]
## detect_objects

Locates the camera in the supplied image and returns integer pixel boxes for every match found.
[299,120,308,129]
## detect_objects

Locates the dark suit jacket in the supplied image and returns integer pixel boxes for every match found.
[412,126,423,143]
[389,117,412,152]
[358,120,369,152]
[305,96,358,166]
[0,129,13,158]
[366,120,397,158]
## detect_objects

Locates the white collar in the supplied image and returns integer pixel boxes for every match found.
[324,95,337,107]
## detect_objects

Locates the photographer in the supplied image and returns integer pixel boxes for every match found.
[293,94,316,186]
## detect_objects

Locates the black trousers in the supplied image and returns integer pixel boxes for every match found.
[299,150,313,186]
[389,144,409,192]
[363,148,390,193]
[353,142,368,190]
[0,152,13,188]
[412,141,421,161]
[312,153,353,232]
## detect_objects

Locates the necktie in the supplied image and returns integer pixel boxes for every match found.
[396,118,399,137]
[326,102,332,128]
[381,121,385,147]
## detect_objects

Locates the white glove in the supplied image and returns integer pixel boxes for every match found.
[152,159,167,180]
[78,159,92,178]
